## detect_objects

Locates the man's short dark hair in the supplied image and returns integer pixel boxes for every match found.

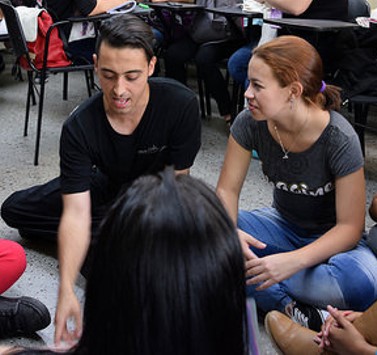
[96,14,155,62]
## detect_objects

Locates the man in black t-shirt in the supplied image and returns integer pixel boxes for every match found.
[1,15,201,345]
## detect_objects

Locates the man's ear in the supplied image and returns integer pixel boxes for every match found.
[148,56,157,77]
[93,54,98,72]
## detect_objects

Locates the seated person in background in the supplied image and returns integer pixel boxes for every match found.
[216,35,377,333]
[228,0,348,89]
[164,0,245,126]
[0,239,50,338]
[1,14,201,345]
[1,168,254,354]
[45,0,161,63]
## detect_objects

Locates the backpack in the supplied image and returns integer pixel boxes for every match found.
[18,8,72,70]
[190,0,240,43]
[332,27,377,100]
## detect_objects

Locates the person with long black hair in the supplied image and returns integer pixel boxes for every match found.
[1,168,256,355]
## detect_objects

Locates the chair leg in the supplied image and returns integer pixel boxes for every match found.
[63,72,68,101]
[197,75,206,119]
[204,81,211,117]
[24,71,34,137]
[84,70,92,97]
[353,102,370,157]
[34,71,47,166]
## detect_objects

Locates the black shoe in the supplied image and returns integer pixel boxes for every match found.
[0,296,51,338]
[285,301,326,332]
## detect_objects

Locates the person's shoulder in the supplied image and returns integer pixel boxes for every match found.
[64,92,103,126]
[329,110,356,135]
[149,77,196,99]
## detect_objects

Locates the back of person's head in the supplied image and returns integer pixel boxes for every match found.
[95,14,155,61]
[77,167,248,355]
[253,35,342,111]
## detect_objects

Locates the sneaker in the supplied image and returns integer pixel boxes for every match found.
[0,296,51,338]
[285,301,326,332]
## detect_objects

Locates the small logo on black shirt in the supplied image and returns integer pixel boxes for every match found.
[137,145,167,155]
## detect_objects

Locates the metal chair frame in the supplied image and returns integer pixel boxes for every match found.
[0,0,100,165]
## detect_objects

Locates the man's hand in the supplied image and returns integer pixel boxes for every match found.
[54,286,82,347]
[237,228,266,261]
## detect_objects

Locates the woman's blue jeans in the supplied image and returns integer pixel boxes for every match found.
[238,207,377,313]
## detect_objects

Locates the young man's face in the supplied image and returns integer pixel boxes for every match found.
[94,42,156,118]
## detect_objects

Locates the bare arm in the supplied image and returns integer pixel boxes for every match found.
[217,136,266,259]
[247,168,366,289]
[293,168,365,267]
[54,191,91,346]
[257,0,313,16]
[89,0,136,15]
[217,136,250,223]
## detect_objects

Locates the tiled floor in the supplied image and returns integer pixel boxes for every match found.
[1,49,377,353]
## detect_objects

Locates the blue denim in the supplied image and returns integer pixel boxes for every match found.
[238,207,377,313]
[228,41,257,88]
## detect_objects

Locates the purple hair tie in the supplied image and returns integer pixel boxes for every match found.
[320,81,326,93]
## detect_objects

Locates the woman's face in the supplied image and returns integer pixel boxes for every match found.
[245,56,291,121]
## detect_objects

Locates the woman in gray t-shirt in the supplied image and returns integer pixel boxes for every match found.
[217,35,377,333]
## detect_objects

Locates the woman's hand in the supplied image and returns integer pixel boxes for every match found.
[237,228,266,261]
[245,251,301,290]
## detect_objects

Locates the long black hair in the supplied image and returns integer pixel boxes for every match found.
[78,167,248,355]
[12,168,248,355]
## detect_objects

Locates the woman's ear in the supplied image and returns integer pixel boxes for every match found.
[290,81,304,99]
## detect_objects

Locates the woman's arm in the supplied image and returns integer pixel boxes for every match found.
[294,167,365,267]
[246,168,365,289]
[216,135,251,224]
[217,136,266,259]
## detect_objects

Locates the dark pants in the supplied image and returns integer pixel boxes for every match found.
[1,172,113,276]
[164,35,242,116]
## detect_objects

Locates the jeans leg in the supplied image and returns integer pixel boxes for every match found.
[164,36,198,85]
[238,208,309,312]
[238,208,377,313]
[195,40,241,117]
[227,43,254,87]
[1,177,63,241]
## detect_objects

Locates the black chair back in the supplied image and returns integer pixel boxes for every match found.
[0,0,31,61]
[348,0,370,20]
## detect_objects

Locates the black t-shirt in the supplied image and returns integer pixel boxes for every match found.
[45,0,96,21]
[284,0,348,20]
[60,77,201,202]
[282,0,348,72]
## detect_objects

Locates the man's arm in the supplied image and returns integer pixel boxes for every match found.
[54,191,91,346]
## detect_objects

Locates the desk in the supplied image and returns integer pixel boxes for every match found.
[145,2,205,43]
[145,2,204,11]
[263,18,359,32]
[205,5,262,19]
[205,5,262,41]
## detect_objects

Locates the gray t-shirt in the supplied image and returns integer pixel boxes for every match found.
[231,109,364,234]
